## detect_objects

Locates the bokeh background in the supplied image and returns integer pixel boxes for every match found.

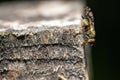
[0,0,119,80]
[86,0,119,80]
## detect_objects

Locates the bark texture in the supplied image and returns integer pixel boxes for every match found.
[0,1,93,80]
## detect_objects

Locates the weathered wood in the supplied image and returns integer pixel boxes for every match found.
[0,1,94,80]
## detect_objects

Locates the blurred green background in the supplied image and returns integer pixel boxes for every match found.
[0,0,119,80]
[86,0,119,80]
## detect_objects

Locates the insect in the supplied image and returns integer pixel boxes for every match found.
[82,7,96,45]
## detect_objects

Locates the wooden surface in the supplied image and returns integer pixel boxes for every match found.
[0,1,92,80]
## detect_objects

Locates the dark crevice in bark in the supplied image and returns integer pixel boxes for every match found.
[0,57,83,63]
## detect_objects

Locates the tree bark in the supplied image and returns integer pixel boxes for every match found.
[0,1,94,80]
